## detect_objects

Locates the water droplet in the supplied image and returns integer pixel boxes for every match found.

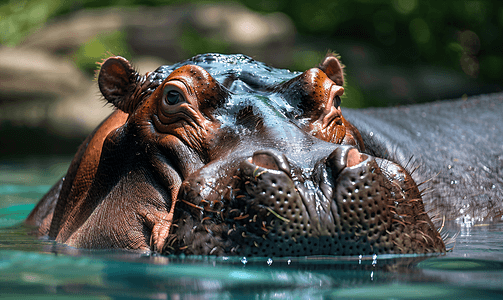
[241,257,248,265]
[267,258,273,266]
[492,184,496,189]
[370,132,374,137]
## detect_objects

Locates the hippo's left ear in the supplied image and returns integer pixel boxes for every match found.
[318,53,344,86]
[98,56,141,114]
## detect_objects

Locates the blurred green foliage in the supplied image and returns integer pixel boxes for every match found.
[0,0,63,45]
[73,30,132,72]
[1,0,502,103]
[242,0,503,83]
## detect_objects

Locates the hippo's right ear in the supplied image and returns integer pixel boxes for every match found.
[318,53,344,86]
[98,56,140,114]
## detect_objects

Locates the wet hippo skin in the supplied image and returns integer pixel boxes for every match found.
[344,94,503,223]
[26,53,498,257]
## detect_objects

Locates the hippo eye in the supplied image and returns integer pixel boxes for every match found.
[334,95,341,108]
[164,90,182,105]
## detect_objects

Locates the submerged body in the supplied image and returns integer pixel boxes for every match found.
[26,53,497,256]
[344,96,503,223]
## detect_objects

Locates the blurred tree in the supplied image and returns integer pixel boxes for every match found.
[242,0,502,84]
[1,0,502,107]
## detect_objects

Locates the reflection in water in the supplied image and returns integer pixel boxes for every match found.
[1,219,502,299]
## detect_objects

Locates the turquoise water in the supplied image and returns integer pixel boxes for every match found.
[1,157,502,299]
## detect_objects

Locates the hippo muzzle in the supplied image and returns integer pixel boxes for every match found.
[175,140,444,256]
[26,53,446,257]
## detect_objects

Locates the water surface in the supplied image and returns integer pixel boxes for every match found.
[1,157,502,299]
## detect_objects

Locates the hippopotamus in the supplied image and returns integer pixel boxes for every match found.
[26,53,499,257]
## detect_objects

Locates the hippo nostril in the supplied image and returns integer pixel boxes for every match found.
[326,147,349,176]
[325,146,370,180]
[347,148,364,168]
[251,150,291,174]
[252,153,280,170]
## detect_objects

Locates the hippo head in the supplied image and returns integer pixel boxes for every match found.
[45,53,444,257]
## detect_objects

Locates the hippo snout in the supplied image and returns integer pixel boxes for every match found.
[232,147,393,256]
[172,144,445,257]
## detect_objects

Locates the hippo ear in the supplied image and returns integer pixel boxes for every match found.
[318,53,344,86]
[98,56,139,113]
